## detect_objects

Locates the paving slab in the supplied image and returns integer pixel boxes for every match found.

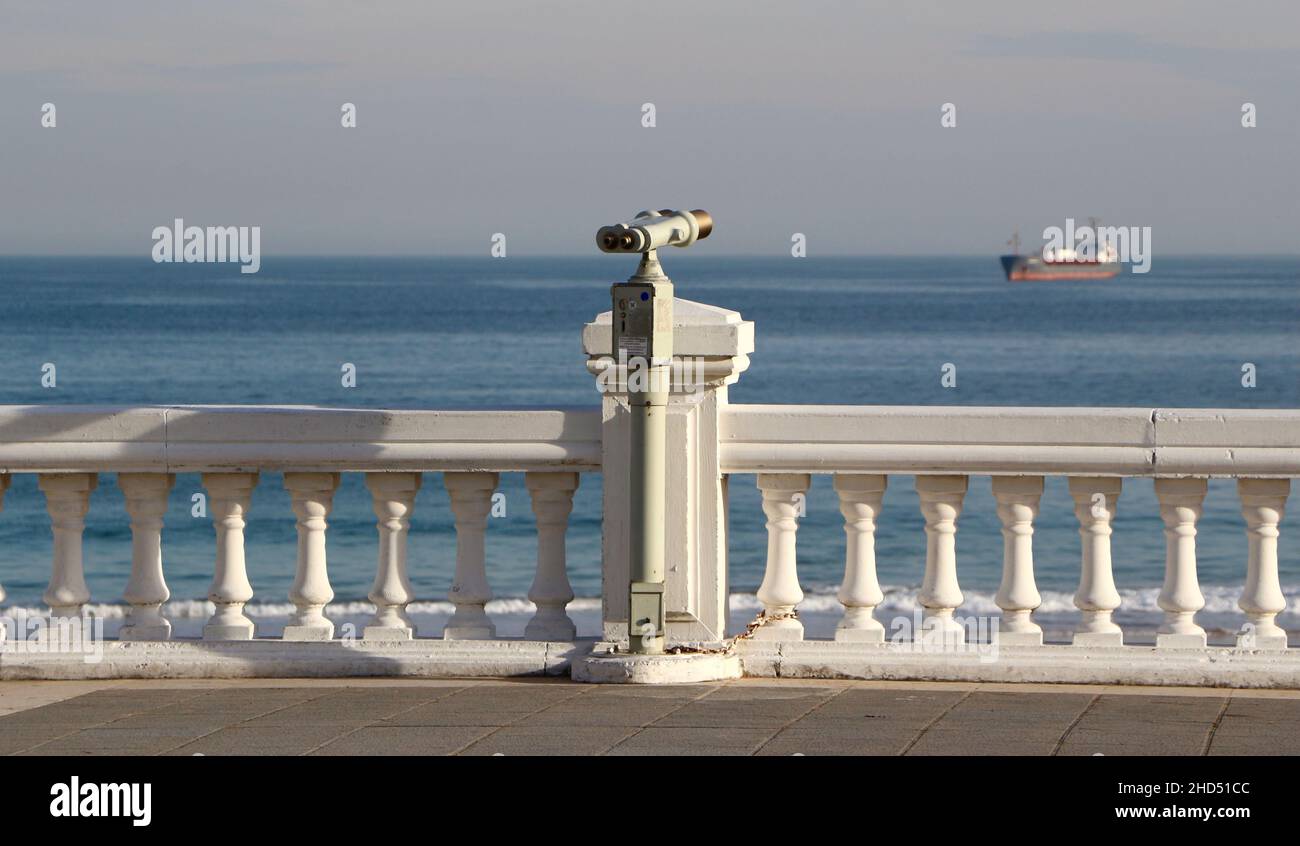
[4,680,1300,756]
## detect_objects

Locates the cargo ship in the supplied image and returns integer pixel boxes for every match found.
[1000,227,1121,281]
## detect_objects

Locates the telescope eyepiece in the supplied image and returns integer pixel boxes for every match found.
[595,208,713,253]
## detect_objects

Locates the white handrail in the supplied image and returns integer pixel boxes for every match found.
[0,405,602,473]
[720,405,1300,476]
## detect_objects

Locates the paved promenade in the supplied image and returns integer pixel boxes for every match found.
[3,678,1300,756]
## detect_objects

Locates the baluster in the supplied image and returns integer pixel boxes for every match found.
[0,474,9,616]
[524,472,579,641]
[39,473,97,620]
[364,472,422,640]
[201,472,259,640]
[283,472,340,641]
[1155,478,1208,647]
[1237,478,1290,650]
[833,474,886,642]
[443,472,499,639]
[753,473,810,640]
[1069,476,1123,646]
[0,474,9,643]
[916,475,967,643]
[993,476,1044,645]
[119,473,175,640]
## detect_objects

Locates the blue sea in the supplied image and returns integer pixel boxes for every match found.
[0,256,1297,642]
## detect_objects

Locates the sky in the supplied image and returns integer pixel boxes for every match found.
[1,0,1297,255]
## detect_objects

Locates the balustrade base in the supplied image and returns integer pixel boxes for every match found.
[1073,631,1124,647]
[1156,632,1208,649]
[997,630,1044,647]
[363,626,416,641]
[1239,633,1288,650]
[572,643,742,684]
[0,638,589,680]
[203,623,256,641]
[736,640,1300,689]
[119,624,172,641]
[282,625,335,642]
[834,628,885,643]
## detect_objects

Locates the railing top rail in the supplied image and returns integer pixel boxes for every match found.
[720,404,1300,477]
[0,405,602,473]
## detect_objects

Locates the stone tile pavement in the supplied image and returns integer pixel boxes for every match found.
[3,678,1299,756]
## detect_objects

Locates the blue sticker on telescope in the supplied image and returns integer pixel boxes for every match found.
[640,292,650,301]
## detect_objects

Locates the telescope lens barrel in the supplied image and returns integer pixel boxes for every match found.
[691,209,713,240]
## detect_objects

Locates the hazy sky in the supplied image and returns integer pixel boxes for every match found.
[2,0,1297,255]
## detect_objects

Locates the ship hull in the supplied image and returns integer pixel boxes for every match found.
[1000,254,1121,281]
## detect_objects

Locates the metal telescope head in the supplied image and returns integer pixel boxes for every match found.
[596,209,713,253]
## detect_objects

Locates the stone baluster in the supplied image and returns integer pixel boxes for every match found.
[753,473,811,640]
[1237,478,1290,650]
[444,472,499,639]
[119,473,176,640]
[1155,478,1208,648]
[524,472,580,641]
[1069,476,1123,646]
[201,473,259,640]
[833,474,887,642]
[992,476,1044,645]
[284,472,340,641]
[364,472,422,640]
[39,473,98,619]
[916,475,968,643]
[0,474,9,624]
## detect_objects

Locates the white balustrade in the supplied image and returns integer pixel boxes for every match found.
[39,473,98,619]
[284,472,340,641]
[753,473,811,640]
[444,472,499,640]
[992,475,1044,646]
[119,473,175,640]
[1155,478,1208,647]
[1238,478,1290,650]
[201,472,259,640]
[1070,476,1123,646]
[916,475,968,643]
[524,472,579,641]
[833,474,886,642]
[364,472,422,640]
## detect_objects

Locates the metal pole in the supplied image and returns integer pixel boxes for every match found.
[619,251,671,654]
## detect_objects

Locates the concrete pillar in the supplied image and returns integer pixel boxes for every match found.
[585,298,754,642]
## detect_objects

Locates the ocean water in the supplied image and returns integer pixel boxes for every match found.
[0,256,1296,642]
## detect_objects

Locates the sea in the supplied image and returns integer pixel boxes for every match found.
[0,256,1296,643]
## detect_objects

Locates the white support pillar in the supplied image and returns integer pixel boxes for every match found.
[284,472,340,641]
[992,475,1044,646]
[585,298,753,643]
[443,472,499,640]
[524,472,580,641]
[119,473,175,640]
[1155,477,1208,648]
[1069,476,1123,646]
[364,472,422,640]
[833,474,886,642]
[1237,478,1290,650]
[201,472,259,640]
[38,473,98,619]
[752,473,810,641]
[0,475,9,630]
[916,475,968,643]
